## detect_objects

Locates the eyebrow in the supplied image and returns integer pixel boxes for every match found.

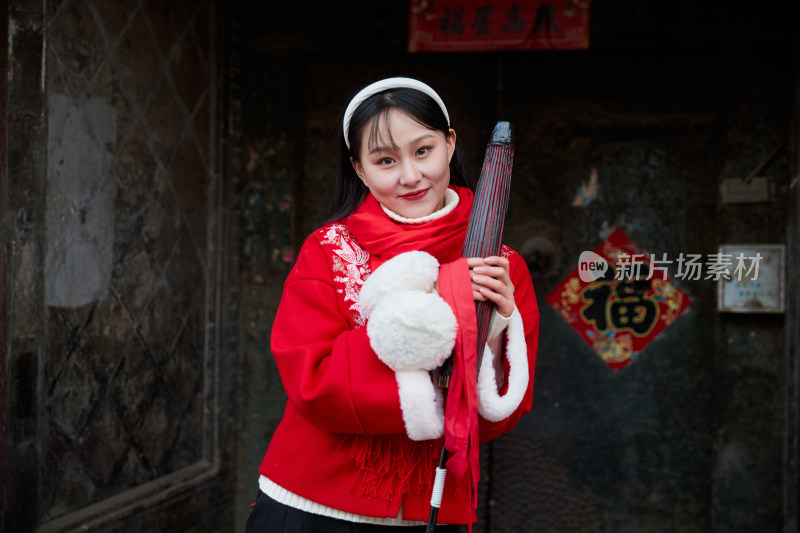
[368,133,436,155]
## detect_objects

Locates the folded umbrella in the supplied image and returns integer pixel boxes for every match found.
[428,121,514,532]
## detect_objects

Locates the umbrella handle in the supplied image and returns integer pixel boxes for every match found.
[426,446,449,532]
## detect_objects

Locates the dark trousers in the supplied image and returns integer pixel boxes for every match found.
[245,491,467,533]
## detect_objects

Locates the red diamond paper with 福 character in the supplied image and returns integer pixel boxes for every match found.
[546,228,692,371]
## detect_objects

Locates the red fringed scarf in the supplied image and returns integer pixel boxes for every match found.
[347,186,481,517]
[348,187,472,265]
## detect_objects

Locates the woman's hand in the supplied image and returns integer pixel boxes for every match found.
[467,256,515,317]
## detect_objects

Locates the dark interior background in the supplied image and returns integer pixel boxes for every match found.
[236,2,796,532]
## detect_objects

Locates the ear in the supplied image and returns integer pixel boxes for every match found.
[446,128,457,163]
[350,157,367,184]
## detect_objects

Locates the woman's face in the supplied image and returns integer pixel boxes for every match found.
[352,108,456,219]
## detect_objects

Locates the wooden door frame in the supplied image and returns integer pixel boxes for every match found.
[1,0,9,524]
[3,1,48,529]
[784,44,800,533]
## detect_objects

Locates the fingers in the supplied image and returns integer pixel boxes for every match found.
[471,271,509,295]
[466,255,509,270]
[468,256,515,317]
[467,256,509,279]
[472,282,515,317]
[469,256,511,287]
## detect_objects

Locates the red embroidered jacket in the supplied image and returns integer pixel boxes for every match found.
[260,189,539,524]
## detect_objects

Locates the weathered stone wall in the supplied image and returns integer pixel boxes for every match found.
[3,0,237,530]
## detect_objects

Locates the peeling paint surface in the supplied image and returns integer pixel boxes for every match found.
[571,167,599,207]
[45,93,116,308]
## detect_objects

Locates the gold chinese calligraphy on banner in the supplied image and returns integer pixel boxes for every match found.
[409,0,591,52]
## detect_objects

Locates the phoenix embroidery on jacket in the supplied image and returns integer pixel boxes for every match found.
[320,223,371,327]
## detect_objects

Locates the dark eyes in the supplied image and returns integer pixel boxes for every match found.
[373,147,433,166]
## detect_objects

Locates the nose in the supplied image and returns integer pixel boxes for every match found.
[399,158,421,186]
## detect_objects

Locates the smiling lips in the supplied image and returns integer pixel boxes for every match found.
[400,188,429,200]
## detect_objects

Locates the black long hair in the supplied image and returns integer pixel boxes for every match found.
[329,86,473,222]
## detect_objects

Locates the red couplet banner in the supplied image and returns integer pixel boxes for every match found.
[408,0,591,52]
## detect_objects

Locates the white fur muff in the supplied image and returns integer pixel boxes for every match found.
[359,251,456,441]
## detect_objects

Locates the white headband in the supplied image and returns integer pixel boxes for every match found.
[342,77,450,150]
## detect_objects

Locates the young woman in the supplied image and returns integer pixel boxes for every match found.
[246,78,539,532]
